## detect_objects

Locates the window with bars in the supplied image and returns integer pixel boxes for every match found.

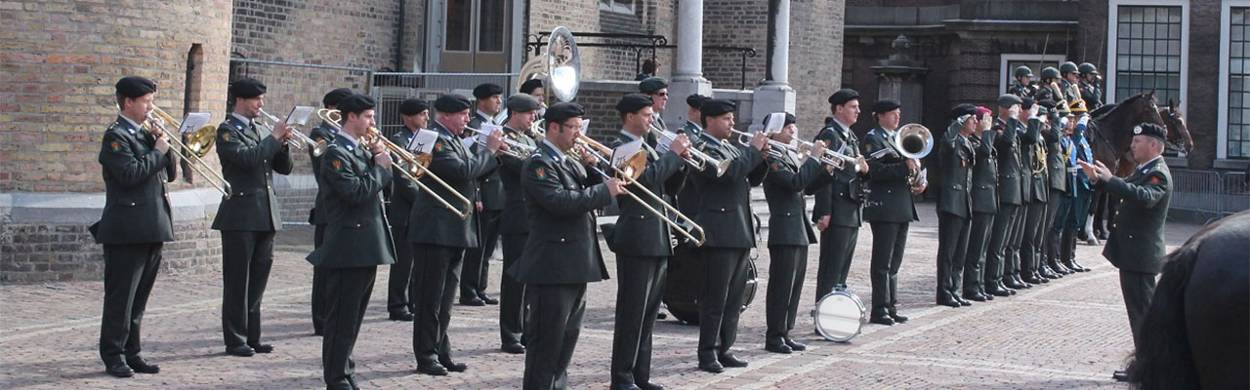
[1229,7,1250,159]
[1115,6,1183,106]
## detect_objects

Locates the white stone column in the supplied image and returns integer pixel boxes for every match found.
[751,0,796,132]
[665,0,713,129]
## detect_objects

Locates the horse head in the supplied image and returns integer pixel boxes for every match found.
[1161,98,1194,154]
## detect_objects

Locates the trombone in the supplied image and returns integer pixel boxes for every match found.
[463,126,537,160]
[729,129,857,169]
[258,109,328,157]
[317,109,473,220]
[569,135,707,246]
[647,123,730,177]
[144,106,233,198]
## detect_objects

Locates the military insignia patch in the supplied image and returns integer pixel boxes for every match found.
[110,141,121,152]
[435,142,443,152]
[331,159,343,171]
[770,162,782,171]
[1149,176,1161,185]
[221,132,231,142]
[535,167,546,179]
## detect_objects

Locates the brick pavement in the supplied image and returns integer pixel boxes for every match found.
[0,203,1200,389]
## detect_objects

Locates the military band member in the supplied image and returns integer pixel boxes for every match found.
[509,103,625,389]
[1008,65,1036,100]
[691,99,769,373]
[497,94,543,354]
[93,76,175,378]
[213,77,293,357]
[1041,100,1074,275]
[608,94,690,390]
[674,93,708,224]
[1077,123,1172,382]
[306,94,396,390]
[862,99,922,324]
[639,77,670,132]
[961,104,999,302]
[761,113,831,349]
[309,88,352,335]
[679,94,708,142]
[408,94,504,376]
[935,104,983,308]
[1018,100,1056,284]
[462,83,506,306]
[812,89,871,299]
[519,78,547,117]
[1078,63,1104,111]
[987,95,1027,292]
[384,98,429,322]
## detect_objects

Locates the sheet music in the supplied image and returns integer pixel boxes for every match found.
[478,123,502,138]
[655,129,677,153]
[286,106,315,126]
[580,119,590,134]
[410,129,438,154]
[462,135,478,150]
[763,112,786,134]
[178,112,212,134]
[612,138,644,169]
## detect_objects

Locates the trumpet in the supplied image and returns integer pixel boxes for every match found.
[647,123,730,177]
[317,109,473,220]
[258,109,328,157]
[729,129,857,169]
[569,135,707,246]
[144,106,233,198]
[463,126,537,160]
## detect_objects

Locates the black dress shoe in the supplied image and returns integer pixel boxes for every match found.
[479,294,499,305]
[987,287,1012,297]
[126,356,160,374]
[869,315,895,325]
[460,297,486,306]
[389,311,415,321]
[764,342,792,354]
[612,384,642,390]
[962,293,988,302]
[717,354,748,368]
[248,343,273,353]
[954,296,972,306]
[440,359,467,372]
[347,375,361,390]
[937,298,961,308]
[501,343,526,354]
[784,337,807,351]
[1003,279,1026,290]
[698,360,724,373]
[416,362,448,376]
[226,345,255,357]
[1112,370,1130,382]
[1039,267,1060,279]
[1068,260,1090,272]
[888,312,909,323]
[1022,275,1045,284]
[1050,263,1072,275]
[105,361,134,378]
[637,382,665,390]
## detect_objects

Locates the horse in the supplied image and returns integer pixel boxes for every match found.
[1129,210,1249,389]
[1087,91,1193,176]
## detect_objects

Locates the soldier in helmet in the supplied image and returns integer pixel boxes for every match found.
[1035,67,1066,114]
[1058,62,1084,111]
[1008,66,1036,100]
[1078,63,1104,111]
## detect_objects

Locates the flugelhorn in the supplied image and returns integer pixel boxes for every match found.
[647,123,730,177]
[144,106,233,198]
[317,109,472,220]
[569,135,707,246]
[258,109,328,157]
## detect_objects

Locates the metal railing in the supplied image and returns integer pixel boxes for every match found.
[1169,168,1249,217]
[369,72,518,135]
[526,31,758,89]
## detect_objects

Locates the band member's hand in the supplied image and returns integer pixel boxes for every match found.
[816,215,831,231]
[606,178,626,196]
[749,132,768,151]
[272,121,292,141]
[580,149,597,166]
[476,201,484,212]
[906,158,919,173]
[670,134,690,157]
[368,139,386,155]
[808,140,827,159]
[910,180,927,195]
[154,133,171,154]
[485,131,505,153]
[374,151,393,169]
[856,156,869,173]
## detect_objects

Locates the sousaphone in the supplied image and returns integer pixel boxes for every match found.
[516,26,581,104]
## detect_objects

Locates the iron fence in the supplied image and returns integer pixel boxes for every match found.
[369,72,518,135]
[1169,168,1249,217]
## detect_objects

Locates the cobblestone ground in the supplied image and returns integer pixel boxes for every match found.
[0,203,1202,389]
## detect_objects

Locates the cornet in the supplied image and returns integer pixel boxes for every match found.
[258,109,328,157]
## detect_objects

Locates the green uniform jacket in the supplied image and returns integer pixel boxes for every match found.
[308,122,338,225]
[306,136,396,268]
[385,127,422,227]
[91,116,176,244]
[994,117,1024,205]
[690,132,767,249]
[763,150,829,246]
[608,132,686,257]
[498,126,538,236]
[509,142,613,284]
[470,113,505,212]
[406,122,498,247]
[937,123,974,219]
[1100,158,1172,274]
[212,114,294,232]
[1043,116,1068,192]
[969,130,999,214]
[862,128,920,223]
[1021,117,1048,203]
[812,119,865,228]
[673,120,705,216]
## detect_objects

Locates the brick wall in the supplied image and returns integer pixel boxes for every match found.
[1,218,222,283]
[0,0,233,193]
[790,0,846,139]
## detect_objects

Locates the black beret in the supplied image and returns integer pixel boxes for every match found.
[827,89,860,106]
[950,103,978,121]
[871,99,901,114]
[701,99,737,117]
[544,102,586,123]
[399,98,429,116]
[639,77,669,94]
[616,94,654,114]
[323,88,353,107]
[1133,123,1167,141]
[519,79,544,94]
[997,94,1023,108]
[506,94,542,113]
[686,94,708,109]
[337,94,376,115]
[762,112,797,128]
[229,78,267,99]
[472,83,504,99]
[1021,97,1036,109]
[115,76,156,98]
[434,94,472,113]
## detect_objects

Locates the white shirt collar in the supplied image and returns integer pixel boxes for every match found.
[119,114,143,132]
[541,139,566,163]
[1136,155,1163,170]
[231,112,252,126]
[476,110,497,124]
[685,120,702,131]
[339,128,360,148]
[881,126,897,137]
[619,129,644,141]
[833,118,853,133]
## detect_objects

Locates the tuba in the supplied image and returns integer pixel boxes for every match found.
[517,26,581,104]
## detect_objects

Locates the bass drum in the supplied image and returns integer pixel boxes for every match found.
[663,246,759,325]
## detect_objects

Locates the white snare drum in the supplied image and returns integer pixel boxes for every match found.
[810,289,867,342]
